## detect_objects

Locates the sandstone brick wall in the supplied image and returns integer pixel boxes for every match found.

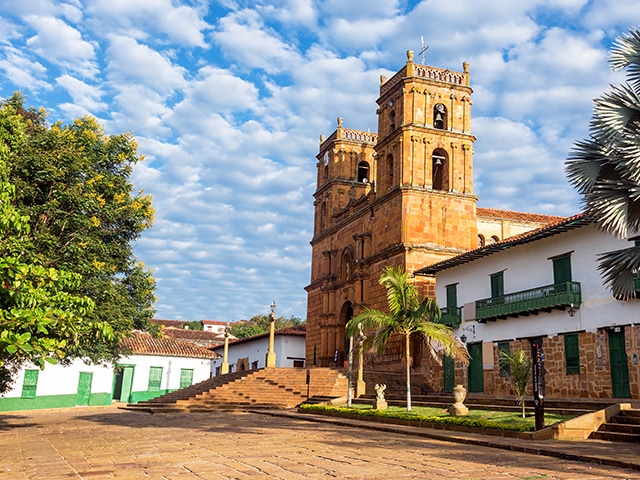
[467,326,640,400]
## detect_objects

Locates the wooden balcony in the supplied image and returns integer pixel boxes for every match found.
[475,281,581,323]
[438,307,462,328]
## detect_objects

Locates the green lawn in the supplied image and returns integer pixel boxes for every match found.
[299,403,574,432]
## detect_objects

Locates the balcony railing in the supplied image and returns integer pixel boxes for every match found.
[475,281,581,323]
[438,307,462,328]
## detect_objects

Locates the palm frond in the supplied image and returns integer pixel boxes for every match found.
[565,140,610,193]
[592,84,640,140]
[347,308,395,354]
[380,266,419,317]
[597,245,640,301]
[610,27,640,91]
[587,179,630,237]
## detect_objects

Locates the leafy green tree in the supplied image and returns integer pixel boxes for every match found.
[346,266,468,411]
[182,320,204,331]
[0,93,157,379]
[499,349,531,418]
[566,27,640,299]
[230,315,303,339]
[0,102,105,392]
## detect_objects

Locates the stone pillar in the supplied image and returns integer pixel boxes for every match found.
[266,301,277,368]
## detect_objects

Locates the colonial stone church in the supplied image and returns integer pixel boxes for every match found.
[304,51,561,383]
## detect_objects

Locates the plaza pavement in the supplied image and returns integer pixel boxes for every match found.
[0,405,638,480]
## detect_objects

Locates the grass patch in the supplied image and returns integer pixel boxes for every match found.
[299,403,574,432]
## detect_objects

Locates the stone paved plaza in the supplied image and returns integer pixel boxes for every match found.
[0,406,637,479]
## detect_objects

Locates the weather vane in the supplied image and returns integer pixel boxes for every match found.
[419,36,429,64]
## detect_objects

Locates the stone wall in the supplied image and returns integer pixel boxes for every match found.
[471,326,640,400]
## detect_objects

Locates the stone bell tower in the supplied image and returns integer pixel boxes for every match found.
[305,51,478,370]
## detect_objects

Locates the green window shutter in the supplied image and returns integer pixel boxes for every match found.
[553,254,572,285]
[498,341,511,378]
[148,367,163,391]
[22,369,39,398]
[564,333,581,375]
[446,284,457,309]
[490,272,504,298]
[179,369,194,389]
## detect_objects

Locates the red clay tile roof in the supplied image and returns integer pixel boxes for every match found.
[415,212,590,276]
[151,319,187,328]
[477,207,565,225]
[162,328,224,342]
[201,319,227,325]
[212,324,306,350]
[122,331,218,359]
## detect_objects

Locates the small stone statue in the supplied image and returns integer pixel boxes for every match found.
[374,384,387,410]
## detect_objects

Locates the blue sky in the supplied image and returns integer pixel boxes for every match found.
[1,1,639,322]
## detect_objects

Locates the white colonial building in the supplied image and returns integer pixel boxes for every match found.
[212,324,306,375]
[0,332,218,411]
[416,213,639,400]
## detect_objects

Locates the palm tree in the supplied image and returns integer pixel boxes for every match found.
[565,27,640,300]
[499,349,531,418]
[346,266,467,411]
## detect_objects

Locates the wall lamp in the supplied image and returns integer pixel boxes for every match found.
[459,324,476,344]
[567,303,576,317]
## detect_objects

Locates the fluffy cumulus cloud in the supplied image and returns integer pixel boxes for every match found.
[1,0,640,322]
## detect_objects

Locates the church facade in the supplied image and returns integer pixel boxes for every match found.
[304,51,561,386]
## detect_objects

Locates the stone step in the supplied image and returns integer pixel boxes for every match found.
[601,422,640,435]
[590,430,640,443]
[124,367,348,412]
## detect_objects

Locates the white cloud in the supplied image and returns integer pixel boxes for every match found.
[87,0,209,47]
[105,35,187,94]
[24,15,97,77]
[0,48,49,91]
[212,9,302,73]
[56,74,106,111]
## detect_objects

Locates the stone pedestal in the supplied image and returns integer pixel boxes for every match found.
[374,398,388,410]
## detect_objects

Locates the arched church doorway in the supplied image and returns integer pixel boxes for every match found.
[335,301,353,365]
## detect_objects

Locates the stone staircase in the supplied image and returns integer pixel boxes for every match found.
[590,408,640,443]
[121,367,348,413]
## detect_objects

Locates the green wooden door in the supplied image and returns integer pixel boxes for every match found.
[21,370,39,398]
[76,372,93,406]
[467,343,484,393]
[446,284,457,309]
[180,369,194,389]
[443,355,455,393]
[113,365,135,402]
[490,272,504,298]
[608,329,631,398]
[553,254,572,284]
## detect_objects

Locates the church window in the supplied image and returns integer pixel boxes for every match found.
[340,249,352,282]
[387,154,393,178]
[432,149,447,191]
[433,103,447,129]
[357,161,370,183]
[390,110,396,130]
[320,201,327,230]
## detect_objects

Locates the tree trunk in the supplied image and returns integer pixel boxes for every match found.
[405,333,412,411]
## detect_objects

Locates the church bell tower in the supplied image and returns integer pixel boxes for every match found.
[305,51,478,369]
